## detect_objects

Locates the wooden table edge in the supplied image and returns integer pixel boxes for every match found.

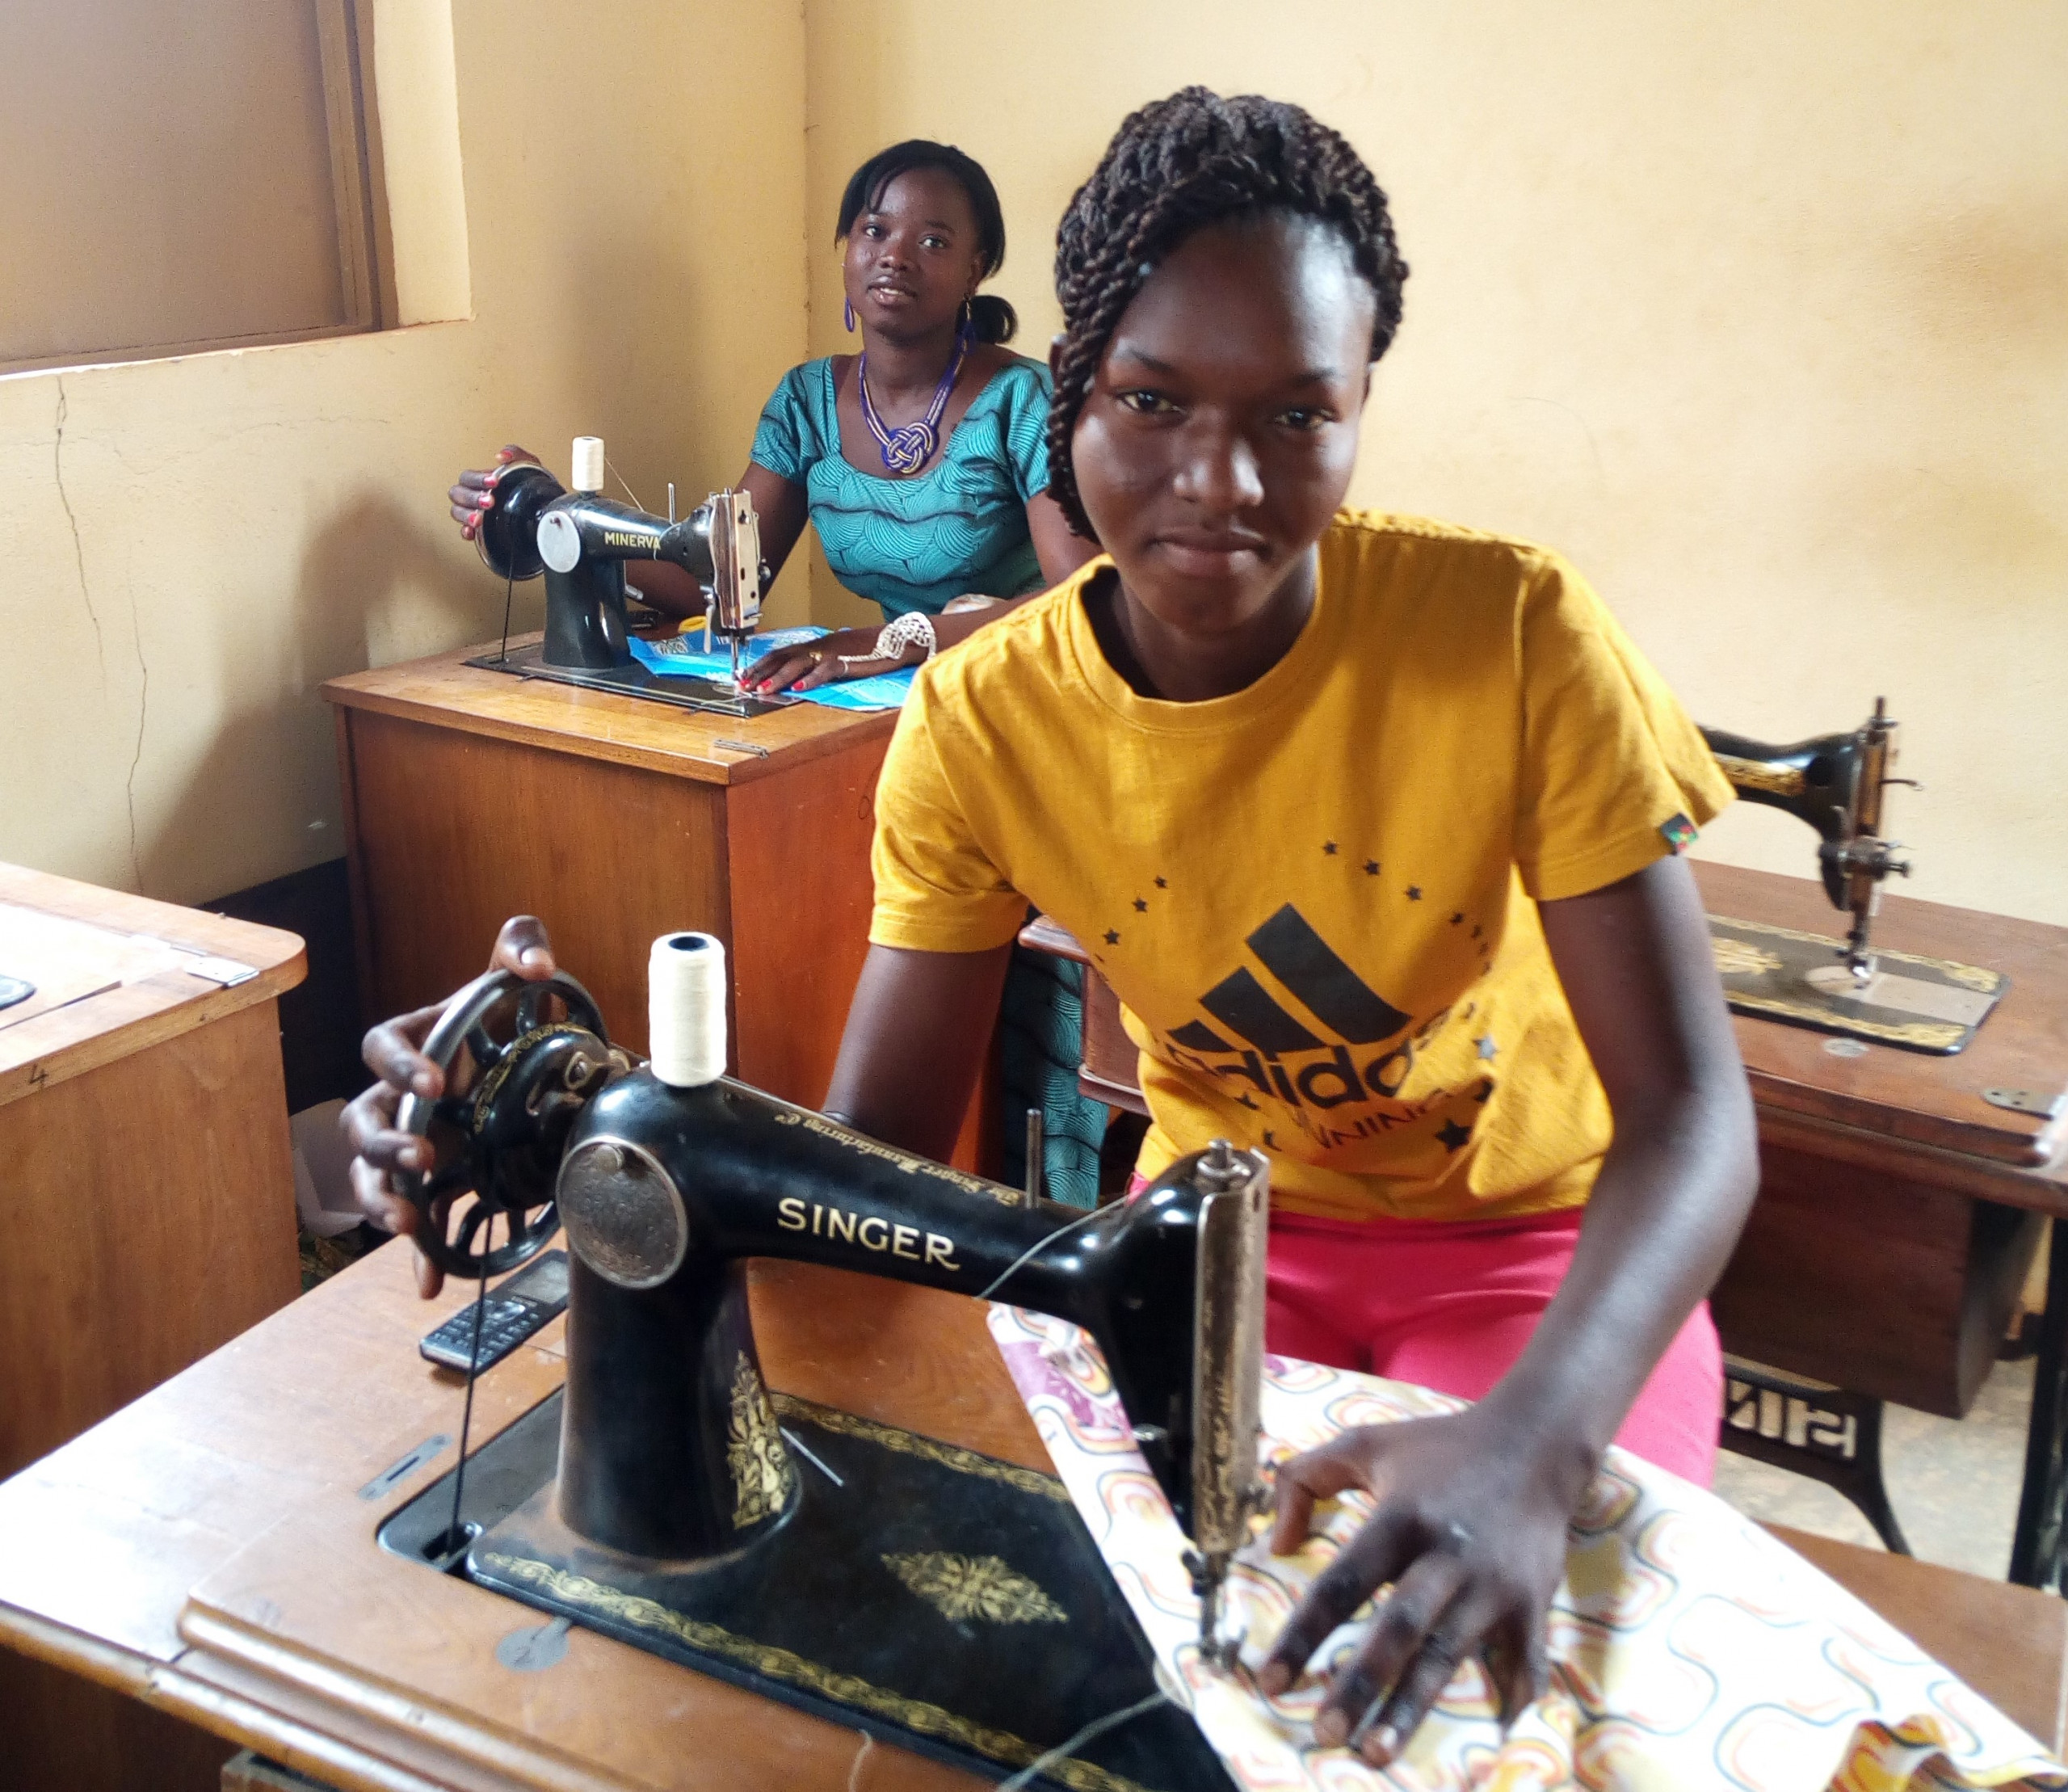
[0,1571,603,1792]
[0,867,308,980]
[321,658,895,790]
[0,862,308,1107]
[1746,1070,2064,1172]
[175,1607,624,1792]
[1755,1105,2068,1214]
[0,1601,162,1702]
[0,1605,440,1792]
[1763,1524,2068,1756]
[0,960,308,1110]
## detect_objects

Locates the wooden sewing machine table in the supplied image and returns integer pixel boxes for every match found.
[3,1231,2066,1792]
[0,862,306,1489]
[0,1235,1043,1792]
[322,633,897,1111]
[1689,863,2068,1585]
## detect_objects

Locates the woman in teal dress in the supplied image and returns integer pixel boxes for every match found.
[449,141,1108,1201]
[733,141,1093,690]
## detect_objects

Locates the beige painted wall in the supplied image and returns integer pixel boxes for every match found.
[0,0,807,907]
[6,1,2062,929]
[803,0,2068,923]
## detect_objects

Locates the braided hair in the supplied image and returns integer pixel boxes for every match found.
[1047,88,1409,537]
[838,140,1019,344]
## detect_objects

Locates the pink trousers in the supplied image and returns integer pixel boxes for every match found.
[1133,1184,1721,1484]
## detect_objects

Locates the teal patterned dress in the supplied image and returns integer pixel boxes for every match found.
[750,355,1053,619]
[749,354,1108,1205]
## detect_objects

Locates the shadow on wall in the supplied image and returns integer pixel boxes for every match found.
[298,485,513,682]
[557,217,716,520]
[138,488,502,1093]
[139,486,491,885]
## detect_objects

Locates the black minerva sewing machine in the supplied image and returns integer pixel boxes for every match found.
[1698,700,2004,1053]
[464,434,786,717]
[373,940,1261,1789]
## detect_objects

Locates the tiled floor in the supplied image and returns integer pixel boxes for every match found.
[1713,1357,2034,1580]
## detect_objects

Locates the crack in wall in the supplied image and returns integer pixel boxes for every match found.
[54,379,149,888]
[124,570,149,888]
[53,379,107,683]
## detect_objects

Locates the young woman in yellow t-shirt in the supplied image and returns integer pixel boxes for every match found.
[346,89,1757,1769]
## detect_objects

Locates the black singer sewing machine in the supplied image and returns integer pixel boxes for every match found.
[1699,700,2004,1054]
[464,435,786,717]
[372,946,1259,1789]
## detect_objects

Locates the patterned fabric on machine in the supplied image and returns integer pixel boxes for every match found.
[990,1306,2068,1792]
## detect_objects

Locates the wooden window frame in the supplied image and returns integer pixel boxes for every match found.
[0,0,395,377]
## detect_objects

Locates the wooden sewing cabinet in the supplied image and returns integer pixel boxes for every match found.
[323,634,987,1167]
[323,634,893,1107]
[0,863,306,1487]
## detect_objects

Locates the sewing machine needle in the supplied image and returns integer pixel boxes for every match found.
[780,1425,844,1487]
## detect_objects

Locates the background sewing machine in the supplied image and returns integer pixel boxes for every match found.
[364,937,1263,1790]
[1699,699,2006,1055]
[468,435,784,718]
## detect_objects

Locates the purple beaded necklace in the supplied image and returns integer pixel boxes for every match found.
[857,327,969,474]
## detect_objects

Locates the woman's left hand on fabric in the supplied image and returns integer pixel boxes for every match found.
[746,627,918,694]
[1255,1403,1579,1765]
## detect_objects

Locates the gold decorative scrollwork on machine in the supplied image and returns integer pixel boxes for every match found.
[771,1393,1074,1504]
[477,1556,1150,1792]
[1710,755,1808,799]
[882,1551,1068,1625]
[1712,936,1785,978]
[727,1353,792,1528]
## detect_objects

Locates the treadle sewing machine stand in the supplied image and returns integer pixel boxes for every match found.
[1719,1361,1915,1554]
[348,943,1265,1790]
[1691,703,2065,1580]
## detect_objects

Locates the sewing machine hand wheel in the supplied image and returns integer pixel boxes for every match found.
[393,968,613,1281]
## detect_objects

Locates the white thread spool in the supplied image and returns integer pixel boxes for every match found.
[570,435,605,494]
[649,932,726,1087]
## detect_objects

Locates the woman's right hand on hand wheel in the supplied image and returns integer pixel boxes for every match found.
[450,445,540,542]
[340,916,559,1297]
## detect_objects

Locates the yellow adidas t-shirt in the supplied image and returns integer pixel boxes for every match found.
[870,511,1732,1223]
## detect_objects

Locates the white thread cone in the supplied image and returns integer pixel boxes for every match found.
[649,932,726,1087]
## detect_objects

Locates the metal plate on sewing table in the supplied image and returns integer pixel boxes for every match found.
[464,641,790,718]
[380,1388,1233,1792]
[1709,914,2007,1054]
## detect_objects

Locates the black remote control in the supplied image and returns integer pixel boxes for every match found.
[420,1250,570,1372]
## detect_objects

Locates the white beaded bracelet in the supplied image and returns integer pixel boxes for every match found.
[839,610,936,668]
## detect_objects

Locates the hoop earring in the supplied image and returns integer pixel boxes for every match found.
[843,297,855,333]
